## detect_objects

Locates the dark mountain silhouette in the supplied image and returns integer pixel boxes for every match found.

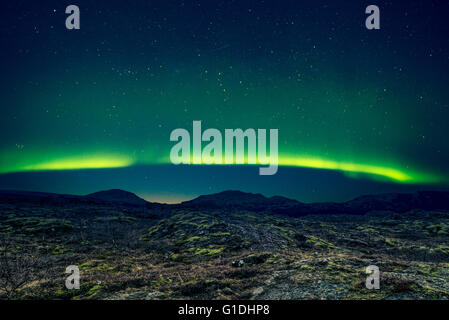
[85,189,147,206]
[275,191,449,217]
[1,189,449,216]
[178,190,449,217]
[0,190,84,205]
[0,189,149,207]
[179,190,300,211]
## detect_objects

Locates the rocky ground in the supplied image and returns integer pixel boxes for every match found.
[1,200,449,300]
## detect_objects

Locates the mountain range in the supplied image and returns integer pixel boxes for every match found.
[1,188,449,217]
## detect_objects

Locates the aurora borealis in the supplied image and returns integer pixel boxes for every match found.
[1,1,449,202]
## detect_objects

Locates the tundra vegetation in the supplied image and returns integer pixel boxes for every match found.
[0,200,448,300]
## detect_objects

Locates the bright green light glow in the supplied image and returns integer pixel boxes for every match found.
[167,153,440,184]
[278,156,439,184]
[1,155,133,173]
[0,151,441,185]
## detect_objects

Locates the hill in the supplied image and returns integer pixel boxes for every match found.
[85,189,148,206]
[179,190,300,211]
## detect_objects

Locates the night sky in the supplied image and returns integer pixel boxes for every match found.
[1,1,449,203]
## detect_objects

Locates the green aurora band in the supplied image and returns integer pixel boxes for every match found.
[0,151,441,184]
